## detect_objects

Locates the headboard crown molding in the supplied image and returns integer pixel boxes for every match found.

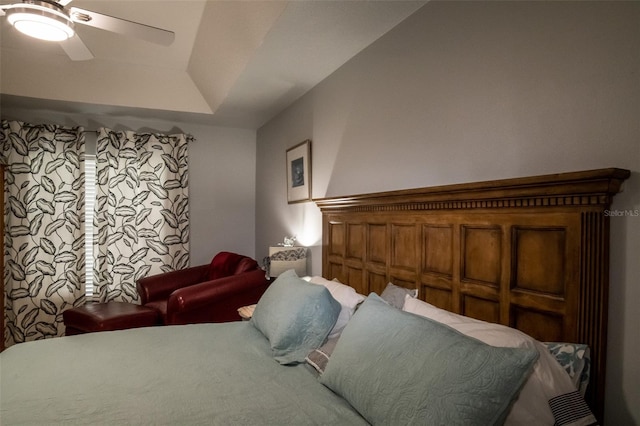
[314,168,630,212]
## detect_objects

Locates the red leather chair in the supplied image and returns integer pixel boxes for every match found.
[136,251,269,325]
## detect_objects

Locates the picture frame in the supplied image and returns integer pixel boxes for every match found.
[286,139,312,203]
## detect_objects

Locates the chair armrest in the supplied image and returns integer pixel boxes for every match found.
[136,264,210,304]
[166,269,269,325]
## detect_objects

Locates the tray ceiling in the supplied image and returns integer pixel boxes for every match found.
[1,0,426,128]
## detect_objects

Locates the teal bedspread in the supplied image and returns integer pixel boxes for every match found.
[0,322,367,425]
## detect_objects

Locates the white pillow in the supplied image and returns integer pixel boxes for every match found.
[402,296,533,347]
[306,276,365,338]
[403,296,594,426]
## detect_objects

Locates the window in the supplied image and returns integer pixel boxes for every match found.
[85,155,96,300]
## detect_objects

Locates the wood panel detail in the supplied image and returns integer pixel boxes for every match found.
[367,271,388,296]
[367,224,387,265]
[328,261,343,284]
[422,225,453,276]
[462,226,502,286]
[317,168,630,421]
[462,294,500,323]
[513,227,566,296]
[578,211,609,418]
[346,223,364,260]
[389,275,417,291]
[512,307,563,343]
[391,224,416,271]
[346,266,364,295]
[328,221,344,257]
[421,286,452,311]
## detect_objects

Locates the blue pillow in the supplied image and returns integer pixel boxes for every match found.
[320,293,538,425]
[251,269,341,365]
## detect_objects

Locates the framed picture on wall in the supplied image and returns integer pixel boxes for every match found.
[286,139,311,203]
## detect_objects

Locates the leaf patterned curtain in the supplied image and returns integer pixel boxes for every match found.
[93,129,191,303]
[1,120,85,347]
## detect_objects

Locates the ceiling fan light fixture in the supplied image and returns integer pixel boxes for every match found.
[7,3,75,42]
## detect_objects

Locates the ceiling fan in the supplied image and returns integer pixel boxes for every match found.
[0,0,174,61]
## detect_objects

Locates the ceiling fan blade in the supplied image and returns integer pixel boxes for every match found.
[60,33,94,61]
[69,6,174,46]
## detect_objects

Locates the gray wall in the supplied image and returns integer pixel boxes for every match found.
[0,107,257,266]
[256,2,639,424]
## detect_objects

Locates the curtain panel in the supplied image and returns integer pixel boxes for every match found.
[1,120,86,347]
[93,129,191,303]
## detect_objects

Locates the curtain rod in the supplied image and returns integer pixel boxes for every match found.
[82,129,194,139]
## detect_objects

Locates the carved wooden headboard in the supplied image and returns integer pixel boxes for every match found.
[315,168,629,420]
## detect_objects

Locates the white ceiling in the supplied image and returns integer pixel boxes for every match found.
[0,0,426,129]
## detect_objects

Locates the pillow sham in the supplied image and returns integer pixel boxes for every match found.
[544,342,591,396]
[402,296,597,425]
[251,270,341,365]
[306,276,365,338]
[379,282,417,309]
[320,293,538,426]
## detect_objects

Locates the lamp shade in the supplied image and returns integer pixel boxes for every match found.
[268,247,307,277]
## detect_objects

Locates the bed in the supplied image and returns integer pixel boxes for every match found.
[0,168,629,425]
